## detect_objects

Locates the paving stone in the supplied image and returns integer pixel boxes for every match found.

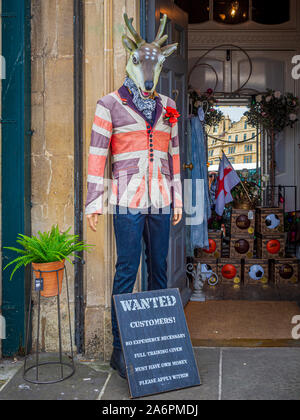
[0,355,108,400]
[100,348,220,400]
[221,348,300,400]
[2,348,300,400]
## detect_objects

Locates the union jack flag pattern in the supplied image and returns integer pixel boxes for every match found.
[85,86,183,214]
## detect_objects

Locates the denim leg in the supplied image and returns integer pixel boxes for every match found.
[143,208,171,291]
[111,207,145,349]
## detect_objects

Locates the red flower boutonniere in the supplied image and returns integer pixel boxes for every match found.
[164,106,180,126]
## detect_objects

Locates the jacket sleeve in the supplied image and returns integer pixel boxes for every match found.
[168,101,183,209]
[85,100,112,215]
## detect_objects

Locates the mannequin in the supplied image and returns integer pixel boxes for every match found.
[85,13,183,378]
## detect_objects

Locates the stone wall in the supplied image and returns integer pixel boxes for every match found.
[31,0,75,352]
[83,0,140,361]
[30,0,140,358]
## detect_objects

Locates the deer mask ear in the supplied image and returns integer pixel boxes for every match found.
[161,43,178,58]
[122,35,138,53]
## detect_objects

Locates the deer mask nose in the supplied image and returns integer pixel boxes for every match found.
[144,80,154,91]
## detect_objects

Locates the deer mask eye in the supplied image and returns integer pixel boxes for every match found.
[132,55,139,65]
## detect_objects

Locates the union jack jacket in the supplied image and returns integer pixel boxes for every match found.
[85,85,183,214]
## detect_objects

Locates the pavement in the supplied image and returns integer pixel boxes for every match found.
[1,347,300,400]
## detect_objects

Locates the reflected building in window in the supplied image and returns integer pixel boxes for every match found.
[207,114,259,171]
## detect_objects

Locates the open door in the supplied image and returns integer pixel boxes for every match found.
[1,0,32,356]
[145,0,191,304]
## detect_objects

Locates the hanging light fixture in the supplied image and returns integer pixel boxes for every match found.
[215,0,248,24]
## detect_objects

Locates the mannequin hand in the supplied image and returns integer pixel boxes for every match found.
[87,213,99,232]
[172,208,183,226]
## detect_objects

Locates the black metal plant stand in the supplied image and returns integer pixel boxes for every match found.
[23,265,75,384]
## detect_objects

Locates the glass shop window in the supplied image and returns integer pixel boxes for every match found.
[175,0,290,26]
[213,0,249,24]
[252,0,290,25]
[174,0,210,24]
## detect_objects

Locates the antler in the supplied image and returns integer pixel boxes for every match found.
[123,13,145,47]
[154,14,168,46]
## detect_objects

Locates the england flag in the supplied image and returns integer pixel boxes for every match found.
[215,152,241,216]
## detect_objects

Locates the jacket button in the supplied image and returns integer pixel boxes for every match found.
[150,149,153,152]
[150,144,153,148]
[150,158,154,162]
[150,153,153,157]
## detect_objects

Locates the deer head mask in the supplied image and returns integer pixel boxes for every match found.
[122,13,178,100]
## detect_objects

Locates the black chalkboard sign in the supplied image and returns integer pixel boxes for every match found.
[113,288,201,398]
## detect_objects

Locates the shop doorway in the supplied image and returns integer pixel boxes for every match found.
[143,0,300,345]
[143,0,191,303]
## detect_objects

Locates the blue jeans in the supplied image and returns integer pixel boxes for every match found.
[111,206,171,349]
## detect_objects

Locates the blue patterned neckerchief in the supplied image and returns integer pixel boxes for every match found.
[123,76,157,121]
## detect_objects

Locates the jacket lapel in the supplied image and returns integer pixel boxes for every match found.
[153,95,163,128]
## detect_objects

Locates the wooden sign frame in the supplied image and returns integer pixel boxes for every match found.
[113,288,201,399]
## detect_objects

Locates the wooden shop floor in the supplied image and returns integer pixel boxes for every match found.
[185,284,300,348]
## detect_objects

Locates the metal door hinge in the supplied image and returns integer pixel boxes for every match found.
[26,129,35,136]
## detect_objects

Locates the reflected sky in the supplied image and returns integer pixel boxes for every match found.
[216,106,249,122]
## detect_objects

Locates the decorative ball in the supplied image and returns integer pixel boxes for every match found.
[203,239,217,254]
[265,214,280,230]
[266,239,281,254]
[249,265,265,281]
[234,239,250,254]
[222,264,237,279]
[236,215,251,230]
[279,264,294,279]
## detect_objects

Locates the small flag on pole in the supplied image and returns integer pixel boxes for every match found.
[215,152,241,216]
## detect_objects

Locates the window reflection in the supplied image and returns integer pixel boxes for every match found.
[174,0,290,26]
[214,0,249,24]
[174,0,210,24]
[252,0,290,25]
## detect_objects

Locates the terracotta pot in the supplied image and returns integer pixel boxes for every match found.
[32,259,65,298]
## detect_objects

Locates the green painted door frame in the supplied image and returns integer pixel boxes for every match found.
[1,0,31,356]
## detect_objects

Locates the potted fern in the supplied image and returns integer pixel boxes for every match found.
[3,225,94,298]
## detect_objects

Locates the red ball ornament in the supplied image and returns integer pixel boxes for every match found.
[203,239,217,254]
[222,264,237,280]
[266,239,281,254]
